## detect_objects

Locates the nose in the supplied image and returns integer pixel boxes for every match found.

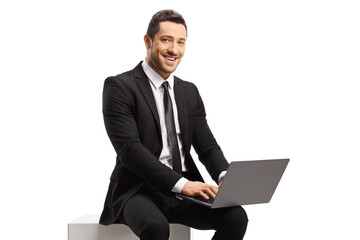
[168,42,178,56]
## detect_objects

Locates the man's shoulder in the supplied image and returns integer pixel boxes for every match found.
[174,76,200,94]
[108,69,134,82]
[174,76,197,88]
[104,62,144,85]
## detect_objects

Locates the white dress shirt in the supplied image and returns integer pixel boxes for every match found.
[142,60,188,193]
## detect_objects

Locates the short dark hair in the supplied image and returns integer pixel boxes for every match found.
[146,9,187,41]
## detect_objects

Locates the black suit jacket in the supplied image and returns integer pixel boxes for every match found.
[99,62,229,225]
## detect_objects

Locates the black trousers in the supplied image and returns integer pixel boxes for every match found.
[119,183,248,240]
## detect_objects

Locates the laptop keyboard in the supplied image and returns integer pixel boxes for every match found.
[194,195,214,204]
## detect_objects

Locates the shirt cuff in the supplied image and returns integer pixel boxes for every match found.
[171,177,188,193]
[218,171,227,184]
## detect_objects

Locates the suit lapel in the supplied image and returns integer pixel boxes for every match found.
[133,63,161,130]
[133,63,189,149]
[174,77,189,149]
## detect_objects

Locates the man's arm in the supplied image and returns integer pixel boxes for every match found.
[192,86,229,182]
[181,85,229,199]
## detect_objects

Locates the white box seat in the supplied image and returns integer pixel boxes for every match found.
[68,215,191,240]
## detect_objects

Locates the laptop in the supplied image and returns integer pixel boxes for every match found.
[175,159,289,208]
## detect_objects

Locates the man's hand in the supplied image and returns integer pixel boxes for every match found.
[181,181,218,200]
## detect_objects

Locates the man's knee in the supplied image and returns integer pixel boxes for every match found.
[141,218,170,240]
[223,206,248,234]
[212,207,248,239]
[227,206,248,226]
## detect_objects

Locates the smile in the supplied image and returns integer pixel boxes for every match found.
[163,55,178,64]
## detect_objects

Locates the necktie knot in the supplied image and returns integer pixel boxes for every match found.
[162,81,170,91]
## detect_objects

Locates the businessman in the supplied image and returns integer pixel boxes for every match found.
[100,10,248,239]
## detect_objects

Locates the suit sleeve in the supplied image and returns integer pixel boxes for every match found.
[102,76,182,192]
[191,87,229,184]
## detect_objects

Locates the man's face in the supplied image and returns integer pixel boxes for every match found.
[144,21,187,80]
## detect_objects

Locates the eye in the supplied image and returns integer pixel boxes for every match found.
[162,39,170,42]
[178,41,185,46]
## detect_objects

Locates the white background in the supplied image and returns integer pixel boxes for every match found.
[1,0,359,239]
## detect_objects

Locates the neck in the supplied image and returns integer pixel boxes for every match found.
[145,58,170,80]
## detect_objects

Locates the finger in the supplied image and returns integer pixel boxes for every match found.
[199,191,210,199]
[201,185,217,199]
[210,185,219,194]
[206,191,216,199]
[205,187,217,199]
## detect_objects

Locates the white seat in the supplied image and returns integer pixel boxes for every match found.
[68,215,191,240]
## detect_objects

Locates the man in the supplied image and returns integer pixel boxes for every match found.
[100,10,248,239]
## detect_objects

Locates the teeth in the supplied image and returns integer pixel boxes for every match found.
[166,57,175,61]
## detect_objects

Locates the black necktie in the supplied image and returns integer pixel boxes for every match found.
[162,81,182,174]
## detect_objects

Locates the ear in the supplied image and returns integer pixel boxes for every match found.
[144,34,152,49]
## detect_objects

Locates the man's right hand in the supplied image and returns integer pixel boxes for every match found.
[181,181,218,200]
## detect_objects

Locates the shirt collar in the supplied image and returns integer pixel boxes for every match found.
[142,59,174,90]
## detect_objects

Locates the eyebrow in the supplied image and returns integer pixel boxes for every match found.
[160,35,187,41]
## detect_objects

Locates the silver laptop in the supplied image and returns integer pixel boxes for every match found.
[175,159,289,208]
